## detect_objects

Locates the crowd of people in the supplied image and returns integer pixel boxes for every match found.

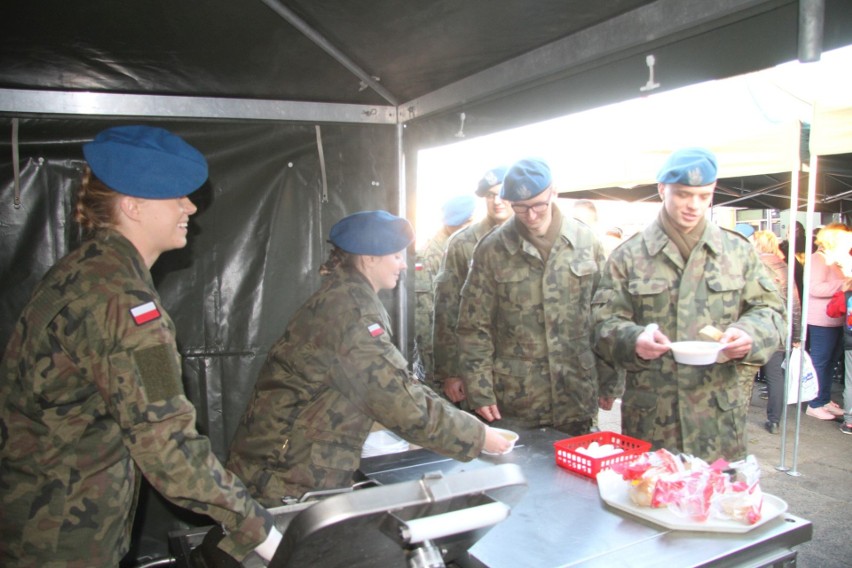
[0,126,847,567]
[736,219,852,435]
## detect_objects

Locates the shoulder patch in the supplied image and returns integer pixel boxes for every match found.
[367,322,385,337]
[130,301,161,325]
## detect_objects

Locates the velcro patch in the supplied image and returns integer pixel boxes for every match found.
[367,323,384,337]
[130,301,161,325]
[132,344,182,402]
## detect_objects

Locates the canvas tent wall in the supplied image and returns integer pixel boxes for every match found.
[554,43,852,215]
[2,0,852,564]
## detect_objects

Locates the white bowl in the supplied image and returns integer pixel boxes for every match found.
[669,341,725,365]
[482,427,519,455]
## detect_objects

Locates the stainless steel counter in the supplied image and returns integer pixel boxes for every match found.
[358,426,812,568]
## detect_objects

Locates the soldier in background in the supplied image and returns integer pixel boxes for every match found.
[227,210,510,505]
[0,126,280,567]
[413,194,476,382]
[432,166,511,402]
[571,199,599,229]
[592,147,786,461]
[456,158,618,435]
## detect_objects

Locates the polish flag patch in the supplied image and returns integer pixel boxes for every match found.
[415,263,424,271]
[130,301,161,325]
[367,323,384,337]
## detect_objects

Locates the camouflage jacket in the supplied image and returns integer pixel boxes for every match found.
[456,211,617,429]
[432,217,499,384]
[592,217,786,461]
[413,228,453,380]
[226,267,485,506]
[0,231,272,567]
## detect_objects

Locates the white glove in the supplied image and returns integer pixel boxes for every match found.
[254,526,283,562]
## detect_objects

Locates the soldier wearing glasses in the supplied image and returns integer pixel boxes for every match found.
[456,158,619,435]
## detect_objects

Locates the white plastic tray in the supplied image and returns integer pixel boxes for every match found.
[596,469,788,533]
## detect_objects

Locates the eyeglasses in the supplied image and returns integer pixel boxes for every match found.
[510,189,552,214]
[485,192,502,201]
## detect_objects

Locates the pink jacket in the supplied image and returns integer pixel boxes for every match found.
[807,250,846,327]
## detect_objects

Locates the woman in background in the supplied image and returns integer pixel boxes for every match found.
[804,223,850,421]
[752,230,801,433]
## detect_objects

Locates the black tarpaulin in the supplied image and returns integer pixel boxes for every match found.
[2,0,852,564]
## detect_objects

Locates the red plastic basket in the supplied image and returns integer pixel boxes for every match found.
[553,431,651,480]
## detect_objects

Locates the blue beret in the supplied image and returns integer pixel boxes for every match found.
[442,194,476,226]
[475,166,508,196]
[83,125,208,198]
[735,223,755,238]
[329,210,414,255]
[500,158,552,201]
[656,147,718,186]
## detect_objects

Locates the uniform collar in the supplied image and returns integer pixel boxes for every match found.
[498,205,578,254]
[644,215,724,257]
[94,228,153,281]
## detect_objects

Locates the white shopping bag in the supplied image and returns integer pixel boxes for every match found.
[783,347,819,405]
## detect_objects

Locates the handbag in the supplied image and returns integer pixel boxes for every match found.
[783,347,819,405]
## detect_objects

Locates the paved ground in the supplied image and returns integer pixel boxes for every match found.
[597,378,851,568]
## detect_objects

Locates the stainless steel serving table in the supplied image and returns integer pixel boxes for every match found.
[358,426,812,568]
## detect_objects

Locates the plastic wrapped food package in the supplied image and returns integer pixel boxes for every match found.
[611,450,764,525]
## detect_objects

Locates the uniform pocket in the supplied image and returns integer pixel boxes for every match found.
[492,265,541,333]
[492,357,539,417]
[493,265,530,284]
[310,439,362,472]
[569,259,599,277]
[621,389,658,439]
[627,278,669,321]
[706,273,745,294]
[709,382,747,459]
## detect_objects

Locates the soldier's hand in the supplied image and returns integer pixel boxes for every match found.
[598,396,615,411]
[636,324,671,360]
[718,327,753,360]
[443,377,466,402]
[475,404,501,422]
[483,426,512,454]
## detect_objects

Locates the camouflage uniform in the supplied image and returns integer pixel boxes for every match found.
[226,267,485,506]
[0,230,272,568]
[413,228,452,382]
[456,211,617,432]
[592,219,786,461]
[432,217,499,387]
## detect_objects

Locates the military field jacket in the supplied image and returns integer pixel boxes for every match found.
[0,231,271,567]
[227,268,485,505]
[414,228,452,379]
[456,213,614,428]
[432,217,499,383]
[592,218,786,460]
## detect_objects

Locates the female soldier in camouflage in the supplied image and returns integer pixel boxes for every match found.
[226,210,509,506]
[0,126,280,567]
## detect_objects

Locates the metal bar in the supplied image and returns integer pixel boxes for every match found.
[798,0,826,62]
[0,88,397,124]
[395,121,409,359]
[399,0,786,121]
[787,150,820,478]
[259,0,399,106]
[777,139,802,473]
